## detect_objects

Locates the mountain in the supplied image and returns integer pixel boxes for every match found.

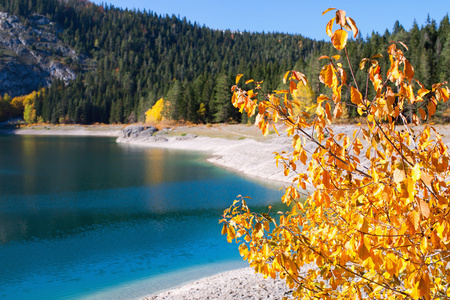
[0,0,448,124]
[0,11,80,97]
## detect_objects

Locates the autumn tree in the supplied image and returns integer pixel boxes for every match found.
[221,8,450,300]
[145,98,166,123]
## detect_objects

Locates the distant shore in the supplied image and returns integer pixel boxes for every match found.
[0,124,124,137]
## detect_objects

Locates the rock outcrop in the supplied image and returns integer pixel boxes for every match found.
[117,125,167,143]
[0,12,79,97]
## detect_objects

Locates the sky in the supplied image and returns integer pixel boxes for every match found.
[91,0,449,40]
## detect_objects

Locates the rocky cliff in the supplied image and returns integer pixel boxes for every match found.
[0,12,79,97]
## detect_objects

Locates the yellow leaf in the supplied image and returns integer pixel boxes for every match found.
[262,243,270,258]
[283,71,290,84]
[236,74,243,84]
[245,79,254,84]
[411,164,421,181]
[359,58,370,70]
[332,55,340,60]
[418,88,430,98]
[351,86,362,105]
[331,29,348,50]
[325,18,335,37]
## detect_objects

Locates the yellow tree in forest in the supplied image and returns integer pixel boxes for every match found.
[145,98,166,123]
[221,8,450,300]
[292,82,316,118]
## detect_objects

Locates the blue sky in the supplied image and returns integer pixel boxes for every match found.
[92,0,449,40]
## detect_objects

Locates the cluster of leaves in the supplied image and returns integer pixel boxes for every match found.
[1,0,449,125]
[221,8,450,299]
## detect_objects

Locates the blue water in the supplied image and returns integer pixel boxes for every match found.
[0,135,283,299]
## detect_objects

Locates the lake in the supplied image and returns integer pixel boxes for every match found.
[0,135,283,299]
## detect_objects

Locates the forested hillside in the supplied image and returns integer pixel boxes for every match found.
[0,0,448,124]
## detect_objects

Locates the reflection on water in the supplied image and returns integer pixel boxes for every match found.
[0,135,284,299]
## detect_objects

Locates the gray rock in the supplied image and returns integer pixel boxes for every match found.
[122,125,158,138]
[0,11,78,97]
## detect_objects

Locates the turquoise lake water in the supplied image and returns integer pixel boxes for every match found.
[0,135,283,299]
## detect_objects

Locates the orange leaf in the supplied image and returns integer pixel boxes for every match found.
[289,81,297,94]
[404,60,415,82]
[335,10,346,26]
[331,29,348,51]
[439,87,449,102]
[419,108,427,120]
[221,223,227,235]
[319,65,337,88]
[408,211,420,232]
[300,149,307,165]
[322,7,336,16]
[236,74,243,84]
[399,41,409,50]
[292,71,308,85]
[412,113,420,126]
[351,86,362,105]
[317,94,329,104]
[357,233,370,261]
[427,101,436,117]
[326,18,335,37]
[346,17,358,38]
[319,55,330,60]
[419,199,430,218]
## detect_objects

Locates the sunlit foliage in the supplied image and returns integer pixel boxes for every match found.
[221,8,450,299]
[145,98,166,123]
